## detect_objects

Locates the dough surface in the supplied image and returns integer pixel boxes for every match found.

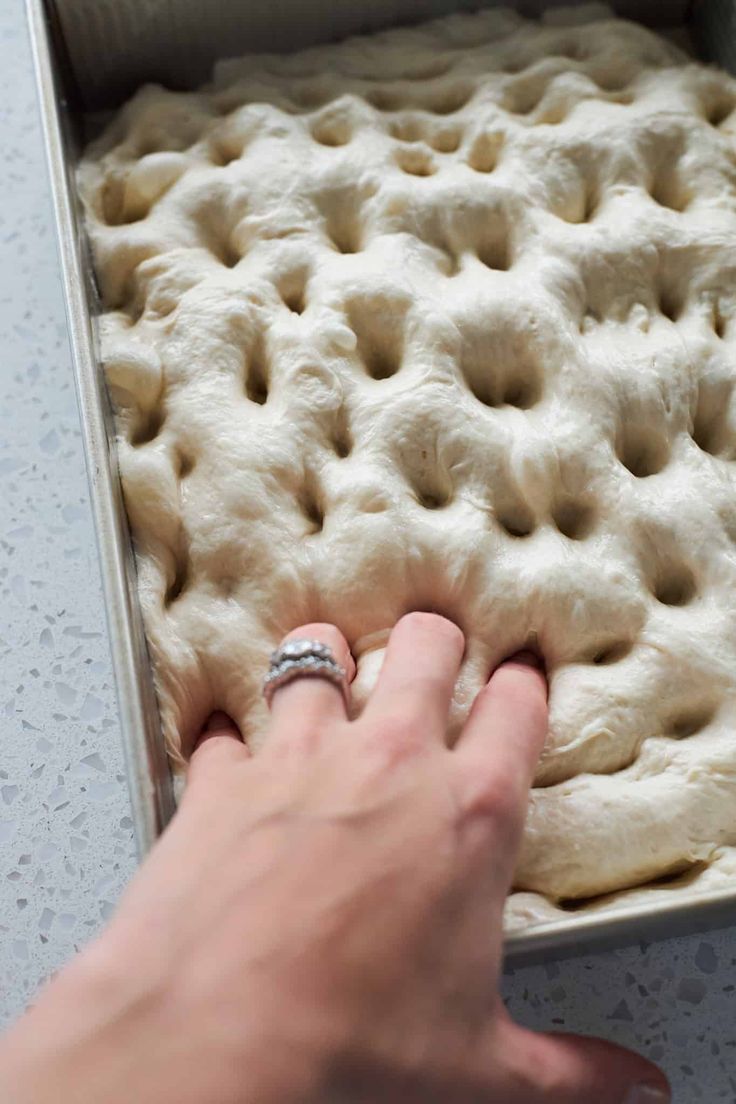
[78,3,736,931]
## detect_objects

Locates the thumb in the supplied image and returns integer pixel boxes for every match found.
[500,1022,670,1103]
[187,710,250,790]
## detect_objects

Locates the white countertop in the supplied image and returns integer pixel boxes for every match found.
[1,3,735,1098]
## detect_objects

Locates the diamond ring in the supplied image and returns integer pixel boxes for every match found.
[262,638,349,709]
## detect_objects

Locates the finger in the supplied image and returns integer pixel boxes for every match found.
[457,650,547,785]
[362,612,465,745]
[498,1021,670,1103]
[267,623,355,743]
[194,710,243,750]
[453,652,548,868]
[187,711,250,789]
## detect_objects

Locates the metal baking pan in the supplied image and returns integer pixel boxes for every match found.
[26,0,736,964]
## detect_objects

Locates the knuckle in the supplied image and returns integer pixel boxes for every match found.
[498,1033,576,1102]
[268,721,325,758]
[516,1036,595,1101]
[463,773,526,837]
[366,715,423,760]
[377,714,415,746]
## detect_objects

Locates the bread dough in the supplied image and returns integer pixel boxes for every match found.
[78,3,736,931]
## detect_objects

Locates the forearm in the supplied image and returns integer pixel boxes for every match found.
[0,945,161,1104]
[0,941,322,1104]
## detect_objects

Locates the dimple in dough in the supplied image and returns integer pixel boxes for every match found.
[78,2,736,931]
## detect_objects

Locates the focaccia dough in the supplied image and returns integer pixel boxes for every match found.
[78,3,736,931]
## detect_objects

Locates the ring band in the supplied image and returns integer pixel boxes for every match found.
[263,638,349,709]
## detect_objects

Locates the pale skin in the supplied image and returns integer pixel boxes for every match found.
[0,613,670,1103]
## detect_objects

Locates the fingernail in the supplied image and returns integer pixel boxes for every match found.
[505,649,544,670]
[623,1085,670,1104]
[205,710,231,731]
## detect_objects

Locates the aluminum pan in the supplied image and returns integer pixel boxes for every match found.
[52,0,691,110]
[26,0,175,856]
[26,0,736,962]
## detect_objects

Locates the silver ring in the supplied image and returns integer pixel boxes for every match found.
[263,638,349,709]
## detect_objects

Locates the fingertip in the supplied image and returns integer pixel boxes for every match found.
[364,611,465,741]
[395,611,465,654]
[495,650,548,702]
[502,649,545,672]
[455,648,550,806]
[188,712,250,787]
[194,710,243,751]
[205,709,237,733]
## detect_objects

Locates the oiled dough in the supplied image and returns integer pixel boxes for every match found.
[78,3,736,931]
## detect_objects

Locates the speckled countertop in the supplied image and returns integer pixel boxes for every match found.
[2,3,736,1100]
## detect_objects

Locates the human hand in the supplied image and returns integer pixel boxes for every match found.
[0,613,669,1103]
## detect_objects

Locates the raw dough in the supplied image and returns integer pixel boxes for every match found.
[78,3,736,931]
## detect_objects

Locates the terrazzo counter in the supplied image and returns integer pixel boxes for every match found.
[1,2,735,1098]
